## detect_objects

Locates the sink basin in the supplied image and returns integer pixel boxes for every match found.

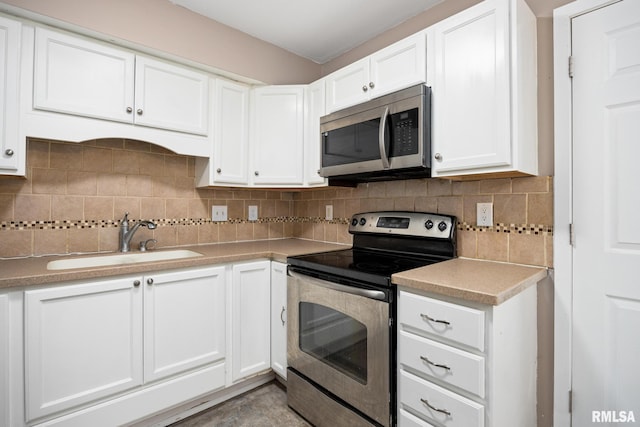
[46,250,204,270]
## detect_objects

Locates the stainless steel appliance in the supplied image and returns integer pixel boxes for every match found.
[287,211,457,427]
[319,85,431,185]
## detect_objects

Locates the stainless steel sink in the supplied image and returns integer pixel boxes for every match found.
[46,249,203,270]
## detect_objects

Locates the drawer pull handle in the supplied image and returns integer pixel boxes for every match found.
[280,306,286,326]
[420,313,451,326]
[420,355,451,371]
[420,398,451,416]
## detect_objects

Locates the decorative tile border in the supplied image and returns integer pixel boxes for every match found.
[458,221,553,235]
[0,218,553,235]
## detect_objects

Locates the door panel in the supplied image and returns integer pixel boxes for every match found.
[572,1,640,423]
[143,266,226,383]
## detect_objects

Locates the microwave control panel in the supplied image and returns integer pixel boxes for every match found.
[391,108,419,156]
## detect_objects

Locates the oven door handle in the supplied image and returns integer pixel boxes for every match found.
[288,270,387,302]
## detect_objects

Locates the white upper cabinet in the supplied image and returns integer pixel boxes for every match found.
[0,16,22,176]
[34,27,135,124]
[431,0,538,178]
[304,79,327,187]
[34,28,208,136]
[325,32,426,113]
[134,56,209,135]
[250,85,305,186]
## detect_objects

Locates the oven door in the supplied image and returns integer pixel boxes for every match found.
[287,270,391,427]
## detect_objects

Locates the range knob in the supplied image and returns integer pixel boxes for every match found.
[351,218,358,226]
[425,219,434,230]
[359,218,367,226]
[438,221,448,232]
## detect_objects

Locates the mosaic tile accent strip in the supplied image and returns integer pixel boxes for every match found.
[458,222,553,235]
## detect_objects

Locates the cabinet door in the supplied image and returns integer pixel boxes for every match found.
[231,260,271,382]
[370,32,427,98]
[431,0,511,174]
[325,57,370,113]
[143,266,226,383]
[213,78,250,185]
[270,261,288,378]
[0,16,20,174]
[33,27,135,123]
[134,55,209,135]
[304,80,327,186]
[24,277,143,421]
[251,86,304,185]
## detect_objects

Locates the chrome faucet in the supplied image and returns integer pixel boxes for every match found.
[118,212,157,252]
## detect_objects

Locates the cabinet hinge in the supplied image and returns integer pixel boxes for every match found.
[569,56,575,78]
[569,389,573,413]
[569,223,575,246]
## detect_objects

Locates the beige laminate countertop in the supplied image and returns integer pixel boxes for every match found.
[0,239,348,290]
[392,257,547,305]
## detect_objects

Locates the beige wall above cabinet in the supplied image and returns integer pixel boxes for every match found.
[431,0,538,179]
[0,16,21,176]
[325,32,427,113]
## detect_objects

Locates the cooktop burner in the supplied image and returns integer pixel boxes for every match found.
[288,211,457,287]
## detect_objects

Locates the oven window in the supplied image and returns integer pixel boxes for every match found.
[299,302,367,384]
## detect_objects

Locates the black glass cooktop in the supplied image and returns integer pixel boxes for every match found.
[287,248,443,287]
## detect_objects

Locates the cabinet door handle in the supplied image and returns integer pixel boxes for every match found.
[420,355,451,371]
[5,149,14,156]
[147,278,154,285]
[434,153,443,161]
[420,398,451,416]
[216,168,222,173]
[126,107,133,113]
[254,171,259,176]
[133,280,140,287]
[420,313,450,326]
[280,306,286,326]
[362,85,368,92]
[369,81,375,89]
[137,109,143,115]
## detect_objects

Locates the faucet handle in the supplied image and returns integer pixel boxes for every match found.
[121,211,130,223]
[139,239,157,252]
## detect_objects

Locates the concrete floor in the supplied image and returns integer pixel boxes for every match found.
[170,382,311,427]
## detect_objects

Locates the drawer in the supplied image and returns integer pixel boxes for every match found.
[399,370,484,427]
[399,408,437,427]
[399,330,485,398]
[399,291,485,351]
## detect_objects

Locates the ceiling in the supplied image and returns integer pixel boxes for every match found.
[169,0,444,64]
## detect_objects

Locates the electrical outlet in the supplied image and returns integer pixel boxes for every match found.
[212,205,228,222]
[325,205,334,221]
[248,205,258,221]
[477,202,493,227]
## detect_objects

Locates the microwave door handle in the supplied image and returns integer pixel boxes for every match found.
[379,106,391,169]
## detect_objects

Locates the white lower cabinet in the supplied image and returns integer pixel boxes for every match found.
[0,293,10,426]
[23,265,226,425]
[270,261,287,379]
[397,286,537,427]
[231,260,271,382]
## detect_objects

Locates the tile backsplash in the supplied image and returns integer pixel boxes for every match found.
[0,139,553,267]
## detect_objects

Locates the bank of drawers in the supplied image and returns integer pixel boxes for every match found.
[398,290,486,427]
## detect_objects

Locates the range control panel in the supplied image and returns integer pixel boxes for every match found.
[348,211,456,239]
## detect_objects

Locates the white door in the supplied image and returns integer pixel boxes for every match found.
[33,27,135,123]
[304,79,327,186]
[270,261,288,378]
[325,57,370,113]
[250,86,304,185]
[231,260,271,382]
[572,1,640,424]
[213,78,250,185]
[134,55,209,135]
[24,277,143,421]
[143,266,226,383]
[369,32,426,98]
[431,0,511,174]
[0,16,20,174]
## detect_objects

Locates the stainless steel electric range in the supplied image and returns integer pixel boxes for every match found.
[286,211,457,427]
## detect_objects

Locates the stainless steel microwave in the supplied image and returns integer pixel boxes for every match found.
[319,84,431,184]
